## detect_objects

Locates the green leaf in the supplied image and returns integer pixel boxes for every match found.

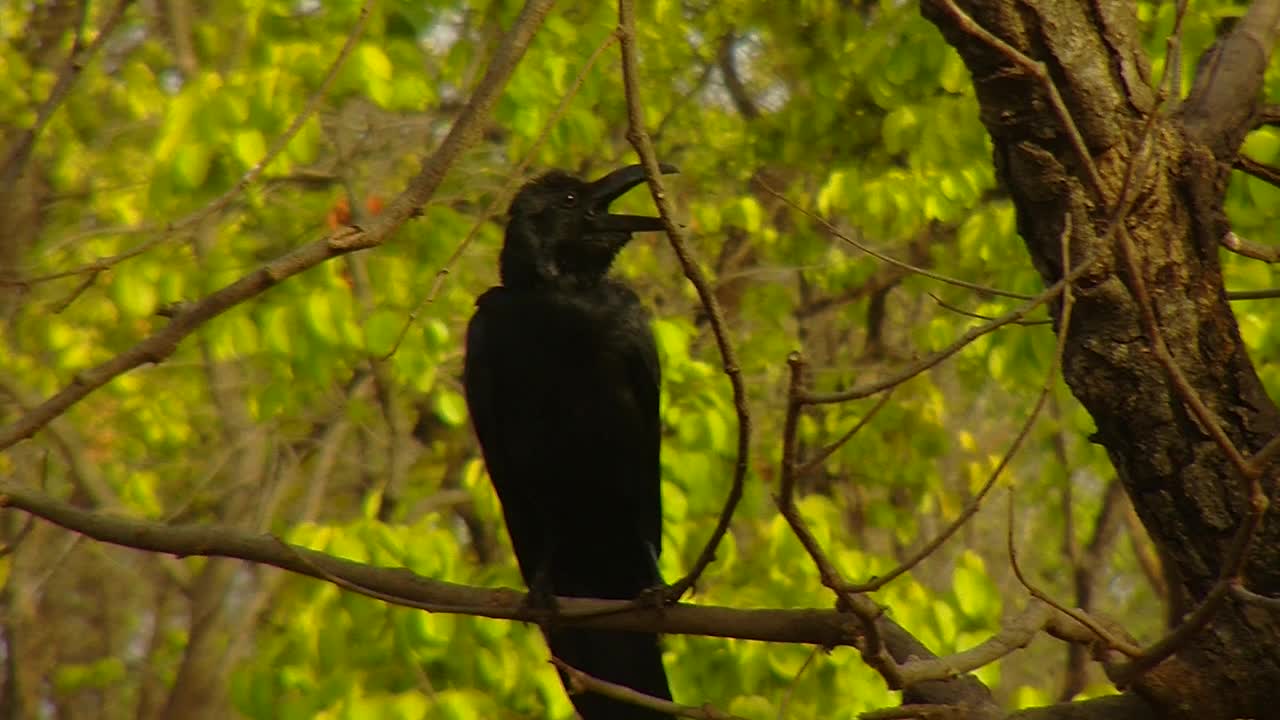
[882,105,918,154]
[1242,128,1280,163]
[233,128,267,168]
[172,143,212,189]
[362,308,403,356]
[939,51,970,93]
[434,390,468,427]
[111,268,158,318]
[953,550,999,620]
[423,317,450,350]
[53,657,126,693]
[817,171,847,214]
[305,292,338,344]
[356,44,393,106]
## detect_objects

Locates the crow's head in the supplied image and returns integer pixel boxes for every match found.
[500,163,677,288]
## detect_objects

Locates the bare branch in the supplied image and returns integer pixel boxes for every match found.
[794,390,894,479]
[758,180,1034,300]
[1219,227,1280,262]
[552,658,746,720]
[799,262,1080,405]
[1227,287,1280,300]
[0,478,897,648]
[1008,489,1143,659]
[716,32,759,120]
[897,601,1053,686]
[928,293,1051,326]
[1005,694,1158,720]
[384,30,620,359]
[1234,154,1280,192]
[1256,103,1280,127]
[617,0,751,601]
[1179,0,1280,158]
[1231,583,1280,611]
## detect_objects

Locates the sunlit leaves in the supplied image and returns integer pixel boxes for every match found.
[953,550,1001,622]
[433,389,468,427]
[53,658,127,694]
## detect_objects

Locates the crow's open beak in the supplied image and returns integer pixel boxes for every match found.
[584,163,678,233]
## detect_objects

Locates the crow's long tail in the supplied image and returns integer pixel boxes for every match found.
[546,625,671,719]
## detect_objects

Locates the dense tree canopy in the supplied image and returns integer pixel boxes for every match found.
[3,1,1280,718]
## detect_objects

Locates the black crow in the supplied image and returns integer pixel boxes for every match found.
[464,163,677,719]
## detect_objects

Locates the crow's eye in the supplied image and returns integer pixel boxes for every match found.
[560,192,578,208]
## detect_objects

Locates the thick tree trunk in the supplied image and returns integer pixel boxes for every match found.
[920,2,1280,718]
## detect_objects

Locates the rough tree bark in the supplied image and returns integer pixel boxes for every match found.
[920,1,1280,718]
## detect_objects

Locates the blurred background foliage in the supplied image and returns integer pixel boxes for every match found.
[0,0,1275,718]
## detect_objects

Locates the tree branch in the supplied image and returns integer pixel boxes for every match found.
[552,658,746,720]
[0,479,866,645]
[1179,0,1280,158]
[1006,694,1157,720]
[0,476,1051,708]
[617,0,752,601]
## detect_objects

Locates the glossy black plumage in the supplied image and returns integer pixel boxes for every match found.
[463,164,676,718]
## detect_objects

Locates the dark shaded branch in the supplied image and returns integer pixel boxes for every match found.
[716,32,759,120]
[1006,694,1157,720]
[0,477,1067,712]
[1256,103,1280,127]
[1234,156,1280,193]
[0,479,917,651]
[552,658,746,720]
[1061,480,1125,700]
[1231,584,1280,611]
[1219,226,1280,263]
[1179,0,1280,158]
[1227,287,1280,299]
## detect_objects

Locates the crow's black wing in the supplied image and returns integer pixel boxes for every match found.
[611,283,663,570]
[463,287,548,587]
[464,283,671,718]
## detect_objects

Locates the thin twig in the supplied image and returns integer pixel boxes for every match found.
[928,292,1052,326]
[551,658,747,720]
[1227,287,1280,300]
[798,256,1092,405]
[777,646,820,720]
[777,353,905,689]
[794,391,894,479]
[617,0,751,601]
[1007,490,1144,658]
[758,180,1034,300]
[1230,583,1280,611]
[846,219,1076,594]
[382,31,621,359]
